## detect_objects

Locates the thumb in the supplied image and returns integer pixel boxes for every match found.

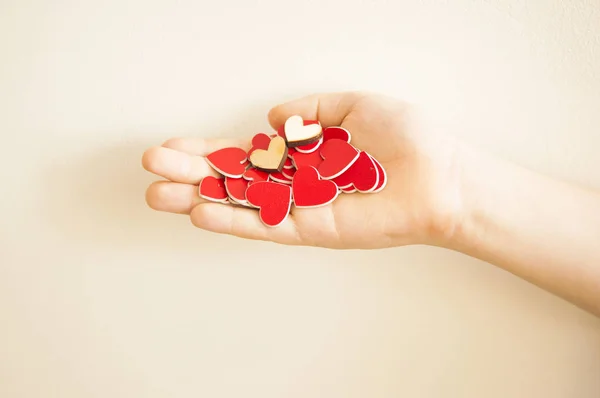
[267,91,367,130]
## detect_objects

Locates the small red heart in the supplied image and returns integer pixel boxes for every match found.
[282,167,296,180]
[332,151,379,192]
[269,172,292,185]
[206,147,248,178]
[318,139,360,179]
[243,167,269,184]
[245,181,292,227]
[283,158,294,169]
[225,177,249,204]
[295,136,322,153]
[323,126,351,143]
[369,155,387,193]
[287,147,297,158]
[292,150,323,169]
[292,166,339,208]
[199,176,228,202]
[247,133,272,156]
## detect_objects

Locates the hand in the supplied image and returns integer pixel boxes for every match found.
[142,91,464,249]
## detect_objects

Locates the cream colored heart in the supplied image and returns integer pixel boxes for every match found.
[284,115,322,144]
[249,136,288,171]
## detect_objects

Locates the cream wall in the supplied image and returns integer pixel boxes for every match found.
[1,0,599,397]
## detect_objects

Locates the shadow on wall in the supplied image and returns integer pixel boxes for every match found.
[41,104,277,253]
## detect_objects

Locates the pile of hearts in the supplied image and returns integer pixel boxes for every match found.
[199,115,387,227]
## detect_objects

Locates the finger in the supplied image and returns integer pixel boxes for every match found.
[142,146,216,184]
[146,181,204,214]
[267,91,368,130]
[190,203,301,245]
[162,137,250,156]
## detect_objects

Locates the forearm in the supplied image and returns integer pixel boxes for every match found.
[450,144,600,316]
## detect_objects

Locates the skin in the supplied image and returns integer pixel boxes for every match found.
[142,91,600,317]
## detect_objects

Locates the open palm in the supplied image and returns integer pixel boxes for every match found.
[142,92,462,249]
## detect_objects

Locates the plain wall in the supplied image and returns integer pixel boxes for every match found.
[1,0,599,397]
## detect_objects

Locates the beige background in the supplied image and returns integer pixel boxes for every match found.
[1,0,600,397]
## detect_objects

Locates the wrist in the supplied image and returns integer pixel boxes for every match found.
[433,142,496,254]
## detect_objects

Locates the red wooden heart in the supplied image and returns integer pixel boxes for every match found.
[369,154,387,193]
[292,166,339,208]
[199,176,228,203]
[287,147,297,158]
[323,126,351,143]
[225,177,249,204]
[283,158,294,169]
[269,172,292,185]
[206,147,248,178]
[318,139,360,179]
[245,181,292,227]
[247,133,272,156]
[292,150,323,169]
[340,185,356,193]
[332,151,379,192]
[282,167,296,180]
[243,167,269,184]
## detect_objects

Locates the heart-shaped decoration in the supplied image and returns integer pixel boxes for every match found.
[283,115,323,147]
[323,126,351,143]
[369,154,387,193]
[291,150,323,169]
[245,181,292,227]
[332,151,379,192]
[199,176,228,203]
[292,166,339,208]
[249,136,288,172]
[247,133,272,156]
[282,167,296,180]
[318,139,360,179]
[283,158,294,169]
[243,167,269,184]
[269,171,292,185]
[225,177,249,205]
[206,147,248,178]
[295,136,323,154]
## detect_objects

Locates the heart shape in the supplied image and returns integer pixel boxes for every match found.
[247,133,272,156]
[292,150,323,169]
[283,115,323,147]
[243,167,269,184]
[206,147,248,178]
[292,166,339,208]
[225,177,249,204]
[245,181,292,227]
[282,167,296,180]
[295,136,323,154]
[199,176,228,203]
[283,158,294,169]
[369,154,387,193]
[332,151,379,192]
[249,136,288,172]
[269,171,292,185]
[318,139,360,179]
[323,126,351,143]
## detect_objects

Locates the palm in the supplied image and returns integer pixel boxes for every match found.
[143,92,460,249]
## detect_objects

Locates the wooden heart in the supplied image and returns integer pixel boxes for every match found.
[249,136,288,172]
[283,115,322,147]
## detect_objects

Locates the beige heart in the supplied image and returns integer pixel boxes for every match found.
[249,136,288,171]
[284,115,322,146]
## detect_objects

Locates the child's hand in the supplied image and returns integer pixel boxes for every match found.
[142,92,463,249]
